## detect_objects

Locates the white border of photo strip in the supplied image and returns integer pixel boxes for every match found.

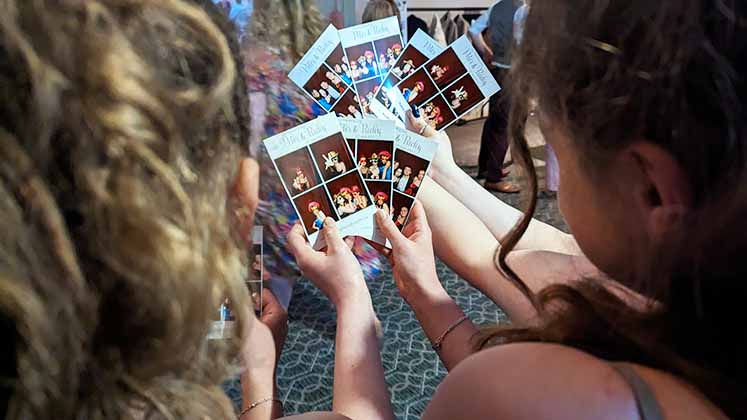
[386,35,501,132]
[369,29,444,122]
[289,25,356,116]
[339,16,404,116]
[264,113,378,249]
[391,127,438,229]
[339,118,397,247]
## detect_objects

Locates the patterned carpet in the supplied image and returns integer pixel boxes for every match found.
[224,188,568,419]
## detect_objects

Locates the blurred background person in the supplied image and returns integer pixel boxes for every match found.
[362,0,401,24]
[468,0,521,193]
[237,0,385,309]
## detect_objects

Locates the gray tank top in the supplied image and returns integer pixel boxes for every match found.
[610,363,665,420]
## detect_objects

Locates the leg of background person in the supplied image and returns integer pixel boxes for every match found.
[477,90,500,179]
[483,86,509,185]
[482,69,519,192]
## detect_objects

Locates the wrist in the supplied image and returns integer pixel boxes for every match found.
[431,162,463,189]
[335,285,373,315]
[406,274,450,313]
[241,370,276,408]
[331,278,370,309]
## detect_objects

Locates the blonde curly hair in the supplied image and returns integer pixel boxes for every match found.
[0,0,252,418]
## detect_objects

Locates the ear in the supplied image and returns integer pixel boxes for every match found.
[625,142,693,241]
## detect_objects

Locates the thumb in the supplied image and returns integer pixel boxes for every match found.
[322,218,346,252]
[406,111,437,138]
[375,209,408,249]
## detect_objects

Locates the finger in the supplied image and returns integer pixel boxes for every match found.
[322,218,346,252]
[406,111,437,138]
[344,236,356,250]
[287,222,320,265]
[407,200,430,233]
[375,209,408,249]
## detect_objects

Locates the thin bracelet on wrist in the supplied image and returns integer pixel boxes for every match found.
[432,315,469,351]
[238,397,282,418]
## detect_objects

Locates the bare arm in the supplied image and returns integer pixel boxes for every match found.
[287,221,393,420]
[418,179,599,324]
[405,114,578,255]
[427,168,579,253]
[332,290,393,420]
[375,205,480,370]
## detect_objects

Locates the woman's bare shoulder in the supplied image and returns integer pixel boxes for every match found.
[422,342,723,420]
[282,413,351,420]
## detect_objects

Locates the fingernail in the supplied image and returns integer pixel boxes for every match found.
[325,217,335,226]
[376,209,386,220]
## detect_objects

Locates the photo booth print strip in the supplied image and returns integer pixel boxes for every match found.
[369,29,443,122]
[384,35,501,132]
[208,225,264,340]
[289,25,357,117]
[339,118,397,247]
[247,226,264,315]
[338,17,404,116]
[391,127,439,231]
[263,113,378,249]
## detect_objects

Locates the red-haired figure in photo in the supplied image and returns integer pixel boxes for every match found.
[351,186,369,209]
[308,201,327,231]
[374,191,390,215]
[403,81,425,103]
[359,156,370,178]
[292,168,311,193]
[334,187,357,216]
[430,64,449,81]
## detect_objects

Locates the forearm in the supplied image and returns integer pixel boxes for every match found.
[426,170,578,254]
[332,291,394,420]
[241,371,282,420]
[419,179,540,322]
[408,285,479,371]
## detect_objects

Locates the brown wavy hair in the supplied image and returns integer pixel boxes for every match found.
[484,0,747,417]
[0,0,253,418]
[362,0,401,25]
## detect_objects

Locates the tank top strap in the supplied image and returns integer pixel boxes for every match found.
[610,363,666,420]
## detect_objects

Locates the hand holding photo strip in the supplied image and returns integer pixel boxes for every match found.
[338,16,404,116]
[391,127,439,231]
[384,35,501,132]
[289,25,357,118]
[263,114,378,249]
[339,118,397,247]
